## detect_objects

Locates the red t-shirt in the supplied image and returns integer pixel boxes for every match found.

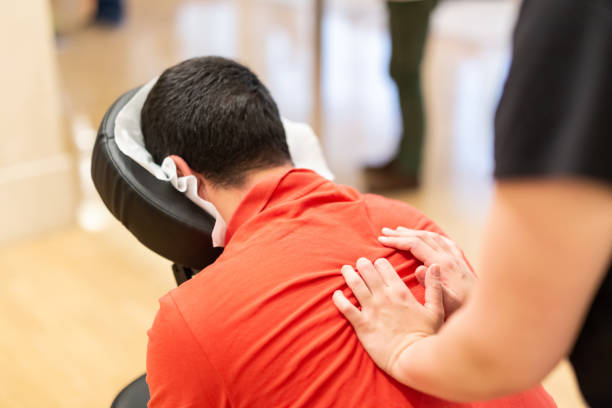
[146,169,556,408]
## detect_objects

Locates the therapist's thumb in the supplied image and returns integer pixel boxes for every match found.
[424,264,444,321]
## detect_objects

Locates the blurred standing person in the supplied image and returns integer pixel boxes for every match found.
[96,0,124,25]
[335,0,612,405]
[365,0,438,192]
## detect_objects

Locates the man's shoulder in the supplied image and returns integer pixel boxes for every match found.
[362,193,444,234]
[362,192,419,213]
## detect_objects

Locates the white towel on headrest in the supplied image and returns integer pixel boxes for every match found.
[114,77,334,248]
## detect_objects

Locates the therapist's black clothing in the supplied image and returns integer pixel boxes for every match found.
[494,0,612,406]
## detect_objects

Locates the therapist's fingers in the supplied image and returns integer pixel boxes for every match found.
[332,290,363,326]
[379,228,460,269]
[382,226,429,237]
[397,227,440,248]
[415,265,427,286]
[379,235,438,265]
[381,226,405,236]
[424,264,444,320]
[373,258,405,290]
[389,228,441,249]
[340,265,372,305]
[383,228,459,256]
[355,257,386,293]
[440,235,465,258]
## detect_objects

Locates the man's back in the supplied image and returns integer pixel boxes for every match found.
[146,169,555,408]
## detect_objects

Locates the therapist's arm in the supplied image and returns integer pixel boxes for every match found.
[334,179,612,401]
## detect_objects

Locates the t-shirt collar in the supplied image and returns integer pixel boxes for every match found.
[224,168,323,244]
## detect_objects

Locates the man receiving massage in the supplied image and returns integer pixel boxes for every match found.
[143,56,555,407]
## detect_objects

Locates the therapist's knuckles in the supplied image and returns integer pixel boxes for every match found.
[341,264,354,276]
[374,257,394,270]
[356,257,375,272]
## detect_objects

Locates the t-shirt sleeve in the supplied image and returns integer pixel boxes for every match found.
[146,293,229,408]
[494,0,612,183]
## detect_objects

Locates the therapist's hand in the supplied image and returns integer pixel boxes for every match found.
[379,227,476,316]
[333,258,444,378]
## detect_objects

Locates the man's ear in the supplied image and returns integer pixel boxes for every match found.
[169,155,192,178]
[169,155,210,200]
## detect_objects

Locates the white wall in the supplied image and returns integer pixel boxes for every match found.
[0,0,77,243]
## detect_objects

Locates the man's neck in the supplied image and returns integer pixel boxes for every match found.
[207,165,293,225]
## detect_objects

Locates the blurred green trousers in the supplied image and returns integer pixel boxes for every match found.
[387,0,438,177]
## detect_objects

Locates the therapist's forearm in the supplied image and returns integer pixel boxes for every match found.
[390,180,612,401]
[393,302,547,401]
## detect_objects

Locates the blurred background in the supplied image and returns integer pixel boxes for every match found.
[0,0,586,406]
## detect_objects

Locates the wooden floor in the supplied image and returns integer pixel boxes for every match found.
[0,223,174,407]
[1,0,587,407]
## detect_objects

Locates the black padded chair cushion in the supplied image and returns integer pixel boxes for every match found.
[91,87,222,270]
[111,374,150,408]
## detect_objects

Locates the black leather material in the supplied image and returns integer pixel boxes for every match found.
[91,87,222,270]
[111,374,150,408]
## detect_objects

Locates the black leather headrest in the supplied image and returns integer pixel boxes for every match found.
[91,87,222,270]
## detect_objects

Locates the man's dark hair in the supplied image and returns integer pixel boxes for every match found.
[141,56,291,187]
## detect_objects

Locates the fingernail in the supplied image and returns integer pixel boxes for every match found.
[356,257,370,266]
[378,236,390,241]
[381,227,393,234]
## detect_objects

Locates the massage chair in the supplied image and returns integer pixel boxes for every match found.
[92,86,222,407]
[92,82,330,407]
